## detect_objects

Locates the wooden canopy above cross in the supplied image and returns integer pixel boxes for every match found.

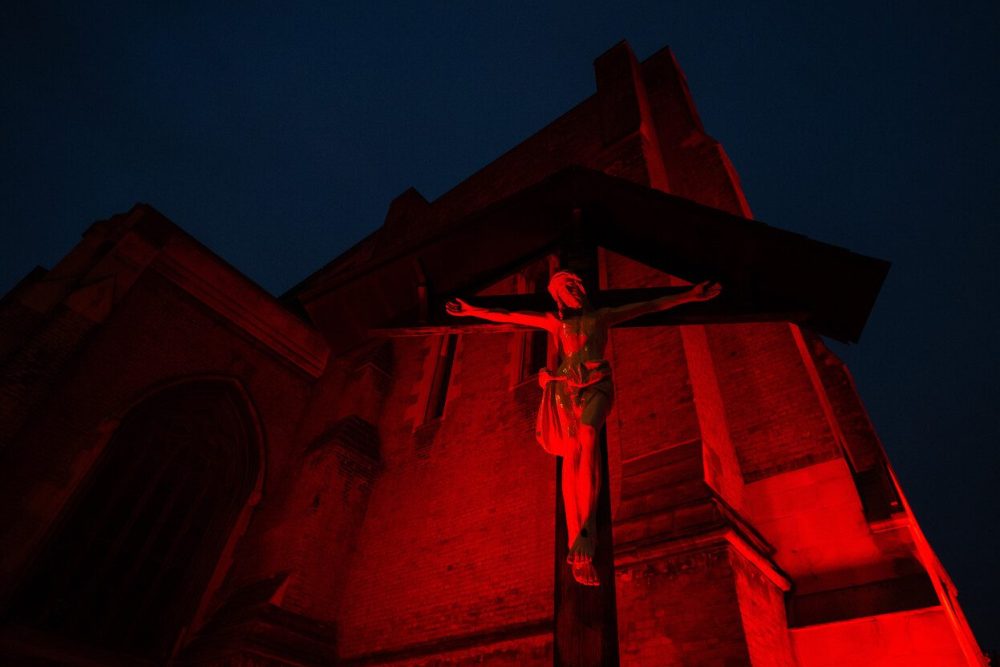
[294,167,889,350]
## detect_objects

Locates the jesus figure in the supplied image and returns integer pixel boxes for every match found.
[446,270,721,586]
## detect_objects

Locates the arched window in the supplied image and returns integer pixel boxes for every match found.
[7,380,260,661]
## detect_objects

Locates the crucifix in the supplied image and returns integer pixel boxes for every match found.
[446,269,719,587]
[366,185,885,666]
[379,207,727,666]
[383,207,717,587]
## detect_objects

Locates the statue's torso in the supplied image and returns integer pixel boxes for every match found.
[554,311,610,386]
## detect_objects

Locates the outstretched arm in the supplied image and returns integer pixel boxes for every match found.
[446,298,556,332]
[601,281,722,327]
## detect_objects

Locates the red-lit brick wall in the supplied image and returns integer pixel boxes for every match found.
[333,331,555,663]
[733,549,796,666]
[616,546,754,666]
[706,323,840,482]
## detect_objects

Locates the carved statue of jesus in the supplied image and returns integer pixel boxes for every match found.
[447,271,721,586]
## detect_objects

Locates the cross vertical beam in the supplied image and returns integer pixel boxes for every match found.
[557,208,600,298]
[553,210,619,666]
[554,432,620,667]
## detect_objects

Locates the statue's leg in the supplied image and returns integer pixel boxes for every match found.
[577,389,612,538]
[561,452,582,553]
[567,390,612,586]
[574,423,600,552]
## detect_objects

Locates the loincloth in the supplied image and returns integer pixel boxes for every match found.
[535,360,613,457]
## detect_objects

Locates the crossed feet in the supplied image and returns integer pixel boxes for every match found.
[567,529,599,586]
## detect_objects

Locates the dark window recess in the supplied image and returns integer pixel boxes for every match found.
[5,381,259,661]
[851,462,903,522]
[426,334,458,421]
[521,330,549,381]
[787,571,937,627]
[519,273,551,382]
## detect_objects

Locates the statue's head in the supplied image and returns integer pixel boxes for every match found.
[548,270,587,312]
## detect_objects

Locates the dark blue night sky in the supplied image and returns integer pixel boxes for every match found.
[3,1,998,650]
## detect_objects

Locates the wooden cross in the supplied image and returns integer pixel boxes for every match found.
[370,286,806,338]
[354,180,886,666]
[370,206,809,340]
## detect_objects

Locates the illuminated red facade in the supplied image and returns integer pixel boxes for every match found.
[0,42,986,665]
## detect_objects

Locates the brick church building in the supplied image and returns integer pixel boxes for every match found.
[0,42,986,666]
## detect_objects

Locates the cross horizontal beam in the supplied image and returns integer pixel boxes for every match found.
[369,287,808,337]
[293,169,889,350]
